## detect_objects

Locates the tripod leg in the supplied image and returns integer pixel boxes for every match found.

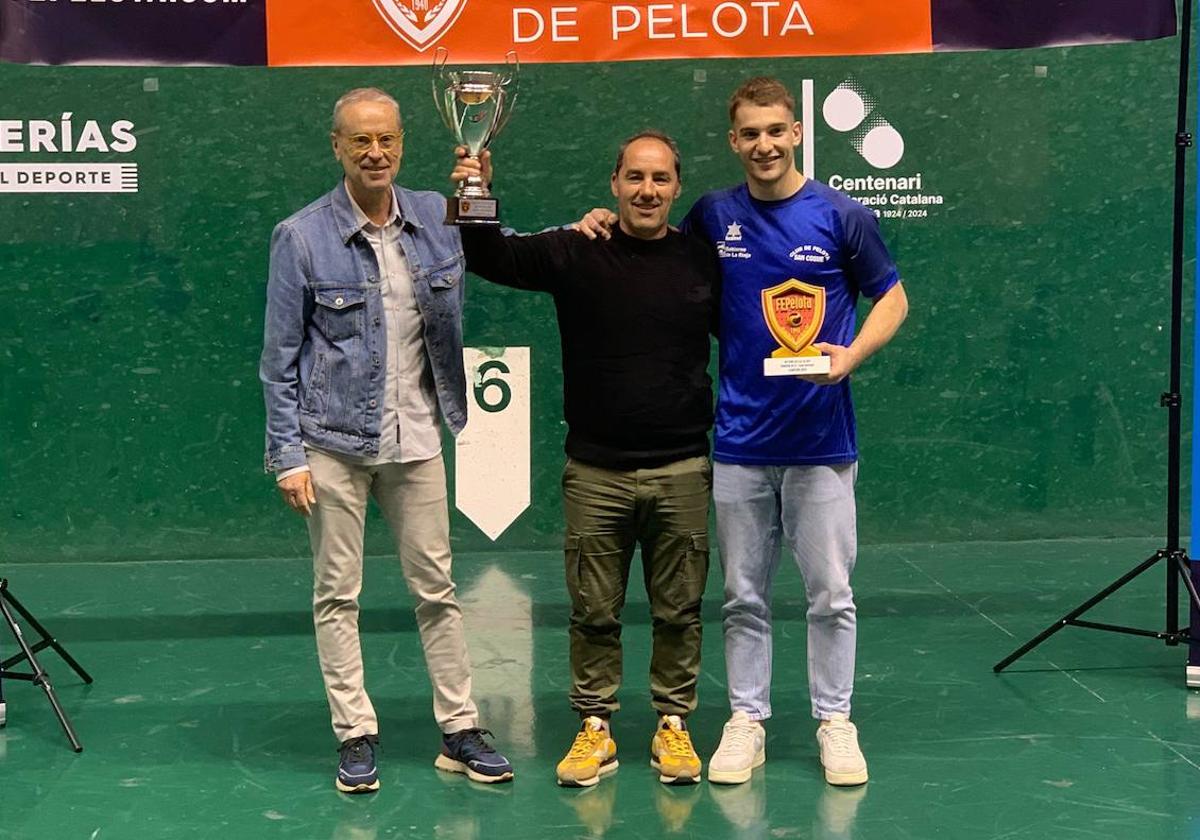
[36,677,82,753]
[1173,553,1200,615]
[994,550,1165,672]
[1,590,92,684]
[0,596,82,752]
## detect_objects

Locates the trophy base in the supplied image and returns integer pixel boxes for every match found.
[447,195,500,226]
[764,355,831,376]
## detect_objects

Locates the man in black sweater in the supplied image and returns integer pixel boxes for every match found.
[452,132,720,787]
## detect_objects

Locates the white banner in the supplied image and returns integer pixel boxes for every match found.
[0,163,138,193]
[455,347,531,541]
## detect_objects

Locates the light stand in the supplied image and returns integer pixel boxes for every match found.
[994,0,1200,673]
[0,578,92,752]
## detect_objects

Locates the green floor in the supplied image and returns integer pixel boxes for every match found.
[2,537,1199,839]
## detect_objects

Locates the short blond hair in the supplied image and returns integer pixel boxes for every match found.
[728,77,796,123]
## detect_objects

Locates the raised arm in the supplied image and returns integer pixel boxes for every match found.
[451,147,576,291]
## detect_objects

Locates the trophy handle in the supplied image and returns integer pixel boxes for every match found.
[431,47,454,132]
[495,51,520,136]
[499,50,519,85]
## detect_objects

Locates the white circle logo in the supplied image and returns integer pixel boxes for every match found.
[860,125,905,169]
[822,87,867,133]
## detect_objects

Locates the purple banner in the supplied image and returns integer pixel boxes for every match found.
[933,0,1177,51]
[0,0,266,66]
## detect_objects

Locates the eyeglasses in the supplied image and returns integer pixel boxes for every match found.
[342,131,404,155]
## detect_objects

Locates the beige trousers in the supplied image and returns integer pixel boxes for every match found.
[305,448,478,742]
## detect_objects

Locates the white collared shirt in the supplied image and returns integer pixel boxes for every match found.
[348,183,442,465]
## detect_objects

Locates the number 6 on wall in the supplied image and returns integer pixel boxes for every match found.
[454,347,531,540]
[473,359,512,413]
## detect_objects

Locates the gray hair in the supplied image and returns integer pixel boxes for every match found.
[331,88,402,133]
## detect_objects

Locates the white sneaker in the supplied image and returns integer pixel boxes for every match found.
[816,714,868,786]
[707,711,765,785]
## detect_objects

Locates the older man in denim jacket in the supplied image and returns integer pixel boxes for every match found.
[260,87,512,793]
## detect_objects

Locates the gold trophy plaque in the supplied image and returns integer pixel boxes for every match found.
[761,279,832,376]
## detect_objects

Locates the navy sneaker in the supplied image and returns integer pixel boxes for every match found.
[434,728,514,783]
[336,735,380,793]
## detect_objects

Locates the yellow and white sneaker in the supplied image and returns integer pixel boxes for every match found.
[650,715,701,785]
[557,716,619,787]
[816,714,868,786]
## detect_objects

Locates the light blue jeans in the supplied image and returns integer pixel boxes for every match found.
[714,462,858,721]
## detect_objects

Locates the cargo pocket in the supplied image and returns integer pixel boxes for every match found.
[666,531,709,610]
[564,534,584,613]
[565,533,628,623]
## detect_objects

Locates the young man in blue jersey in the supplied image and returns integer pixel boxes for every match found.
[693,77,907,787]
[579,76,908,787]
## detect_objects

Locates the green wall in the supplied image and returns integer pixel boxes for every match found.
[0,40,1192,562]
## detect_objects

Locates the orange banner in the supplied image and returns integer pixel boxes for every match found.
[266,0,932,66]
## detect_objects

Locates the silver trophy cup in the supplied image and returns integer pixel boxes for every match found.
[433,48,519,225]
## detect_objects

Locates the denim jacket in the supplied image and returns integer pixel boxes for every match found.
[260,181,467,472]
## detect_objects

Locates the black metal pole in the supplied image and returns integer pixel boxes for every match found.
[0,630,5,728]
[1166,0,1193,641]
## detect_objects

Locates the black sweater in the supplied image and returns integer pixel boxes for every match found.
[463,225,720,469]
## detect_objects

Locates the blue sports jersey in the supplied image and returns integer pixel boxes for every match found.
[681,179,899,465]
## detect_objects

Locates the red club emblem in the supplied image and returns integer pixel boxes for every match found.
[372,0,469,53]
